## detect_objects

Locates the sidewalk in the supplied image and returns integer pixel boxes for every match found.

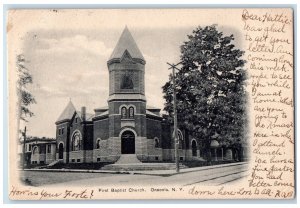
[21,162,248,176]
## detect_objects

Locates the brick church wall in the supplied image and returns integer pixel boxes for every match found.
[93,118,111,162]
[146,117,162,139]
[56,122,69,163]
[84,124,94,151]
[145,117,163,161]
[94,118,109,142]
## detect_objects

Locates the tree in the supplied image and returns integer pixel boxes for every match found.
[16,54,36,169]
[162,25,247,160]
[17,54,36,122]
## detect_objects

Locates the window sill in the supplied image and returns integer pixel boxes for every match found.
[121,118,134,121]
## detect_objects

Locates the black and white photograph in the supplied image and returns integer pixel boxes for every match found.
[7,8,294,200]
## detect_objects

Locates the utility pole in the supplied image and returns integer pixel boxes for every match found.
[167,62,182,173]
[22,126,27,170]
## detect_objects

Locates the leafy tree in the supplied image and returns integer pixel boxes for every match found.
[17,54,36,122]
[162,25,247,160]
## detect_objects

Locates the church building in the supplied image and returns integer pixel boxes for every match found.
[52,27,242,165]
[55,27,175,164]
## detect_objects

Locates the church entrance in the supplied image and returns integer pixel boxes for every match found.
[58,143,64,159]
[121,131,135,154]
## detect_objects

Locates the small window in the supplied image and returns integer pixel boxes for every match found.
[154,138,159,148]
[180,157,184,161]
[97,158,101,162]
[155,156,159,161]
[96,139,101,149]
[121,107,127,119]
[62,128,64,135]
[75,117,78,123]
[72,159,75,163]
[40,161,45,165]
[77,159,81,162]
[47,145,51,153]
[29,144,32,151]
[58,128,61,135]
[129,107,134,118]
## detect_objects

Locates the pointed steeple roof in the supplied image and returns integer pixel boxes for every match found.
[109,26,145,62]
[56,100,76,123]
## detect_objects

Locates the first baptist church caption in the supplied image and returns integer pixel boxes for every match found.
[30,27,236,165]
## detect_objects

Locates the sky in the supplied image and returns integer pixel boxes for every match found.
[14,9,243,137]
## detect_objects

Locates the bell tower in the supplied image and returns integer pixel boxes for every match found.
[107,27,147,161]
[107,26,146,100]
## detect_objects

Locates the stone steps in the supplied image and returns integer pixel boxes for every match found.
[101,154,187,171]
[115,154,141,164]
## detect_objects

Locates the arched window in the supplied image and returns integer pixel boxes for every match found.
[32,146,38,155]
[192,140,197,156]
[177,129,184,149]
[58,143,64,159]
[71,131,82,151]
[154,137,159,148]
[129,107,134,118]
[96,138,101,149]
[178,139,183,149]
[121,107,127,119]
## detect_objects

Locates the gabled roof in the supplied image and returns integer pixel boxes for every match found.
[109,26,145,61]
[56,101,94,123]
[56,100,76,122]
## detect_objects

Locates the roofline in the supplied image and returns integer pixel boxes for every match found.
[55,119,71,125]
[20,139,56,144]
[107,58,145,65]
[146,106,161,110]
[147,109,161,112]
[92,114,109,121]
[81,121,93,124]
[108,98,146,102]
[94,106,108,110]
[146,114,163,120]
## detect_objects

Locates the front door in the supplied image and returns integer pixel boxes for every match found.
[58,143,64,159]
[121,131,135,154]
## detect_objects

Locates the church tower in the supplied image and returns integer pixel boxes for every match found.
[107,27,148,161]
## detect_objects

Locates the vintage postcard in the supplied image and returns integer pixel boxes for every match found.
[7,8,294,200]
